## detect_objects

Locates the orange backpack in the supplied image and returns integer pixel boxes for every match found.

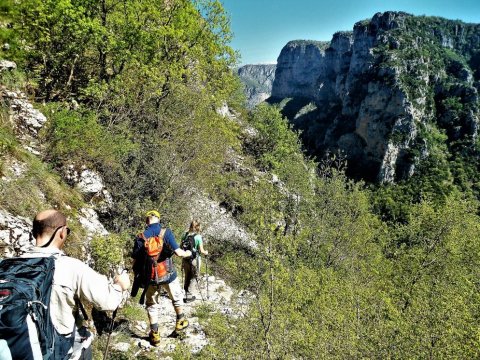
[140,228,173,283]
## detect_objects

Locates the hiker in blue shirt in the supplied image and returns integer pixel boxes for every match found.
[131,210,193,347]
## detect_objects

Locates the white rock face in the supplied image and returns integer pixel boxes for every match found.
[77,208,109,238]
[0,210,34,257]
[272,40,330,100]
[190,194,257,251]
[3,90,47,135]
[65,166,103,194]
[0,60,16,72]
[77,169,105,194]
[1,88,47,155]
[378,142,400,183]
[64,165,114,212]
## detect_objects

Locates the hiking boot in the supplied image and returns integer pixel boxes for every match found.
[175,318,189,331]
[149,330,161,347]
[183,295,196,303]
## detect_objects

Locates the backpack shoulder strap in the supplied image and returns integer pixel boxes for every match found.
[140,228,165,241]
[159,228,166,240]
[75,297,89,321]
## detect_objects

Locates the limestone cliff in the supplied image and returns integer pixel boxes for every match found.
[270,12,480,183]
[237,64,276,108]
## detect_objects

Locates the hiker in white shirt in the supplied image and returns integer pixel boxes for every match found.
[26,209,130,360]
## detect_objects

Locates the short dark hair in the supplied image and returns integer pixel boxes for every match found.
[32,211,67,239]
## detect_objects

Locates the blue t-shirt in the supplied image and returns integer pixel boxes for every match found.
[132,223,178,261]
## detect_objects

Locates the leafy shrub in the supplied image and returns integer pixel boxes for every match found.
[90,232,130,276]
[0,0,26,64]
[42,106,135,170]
[247,104,303,171]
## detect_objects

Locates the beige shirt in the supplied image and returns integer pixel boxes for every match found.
[24,247,124,334]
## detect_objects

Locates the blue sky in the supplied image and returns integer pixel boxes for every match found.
[220,0,480,65]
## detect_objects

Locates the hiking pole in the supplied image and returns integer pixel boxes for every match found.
[205,255,209,300]
[194,276,205,303]
[103,268,128,360]
[181,261,184,297]
[103,307,118,360]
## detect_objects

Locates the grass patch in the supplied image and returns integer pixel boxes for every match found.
[0,69,28,93]
[192,303,215,320]
[119,299,147,322]
[0,103,18,164]
[0,151,83,216]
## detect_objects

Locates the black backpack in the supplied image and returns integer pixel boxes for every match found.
[180,232,197,260]
[0,256,57,359]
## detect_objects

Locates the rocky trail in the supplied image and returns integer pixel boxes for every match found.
[102,271,250,358]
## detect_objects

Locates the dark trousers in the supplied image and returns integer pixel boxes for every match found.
[182,259,197,294]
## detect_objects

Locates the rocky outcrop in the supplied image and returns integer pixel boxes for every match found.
[1,84,112,210]
[189,193,256,251]
[0,210,33,257]
[0,60,16,72]
[1,87,47,154]
[77,207,109,238]
[237,64,276,108]
[0,207,109,258]
[64,165,114,213]
[271,40,330,100]
[270,12,480,183]
[0,74,47,159]
[0,79,110,255]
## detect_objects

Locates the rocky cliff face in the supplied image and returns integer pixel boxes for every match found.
[237,64,276,108]
[0,73,110,257]
[271,40,331,99]
[270,12,480,183]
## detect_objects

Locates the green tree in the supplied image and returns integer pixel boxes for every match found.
[15,0,238,104]
[385,198,480,358]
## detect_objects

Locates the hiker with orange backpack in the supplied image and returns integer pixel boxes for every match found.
[131,210,193,347]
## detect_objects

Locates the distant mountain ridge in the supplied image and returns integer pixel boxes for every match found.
[266,11,480,185]
[237,64,276,108]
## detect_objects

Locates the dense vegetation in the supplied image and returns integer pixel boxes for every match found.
[1,4,480,359]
